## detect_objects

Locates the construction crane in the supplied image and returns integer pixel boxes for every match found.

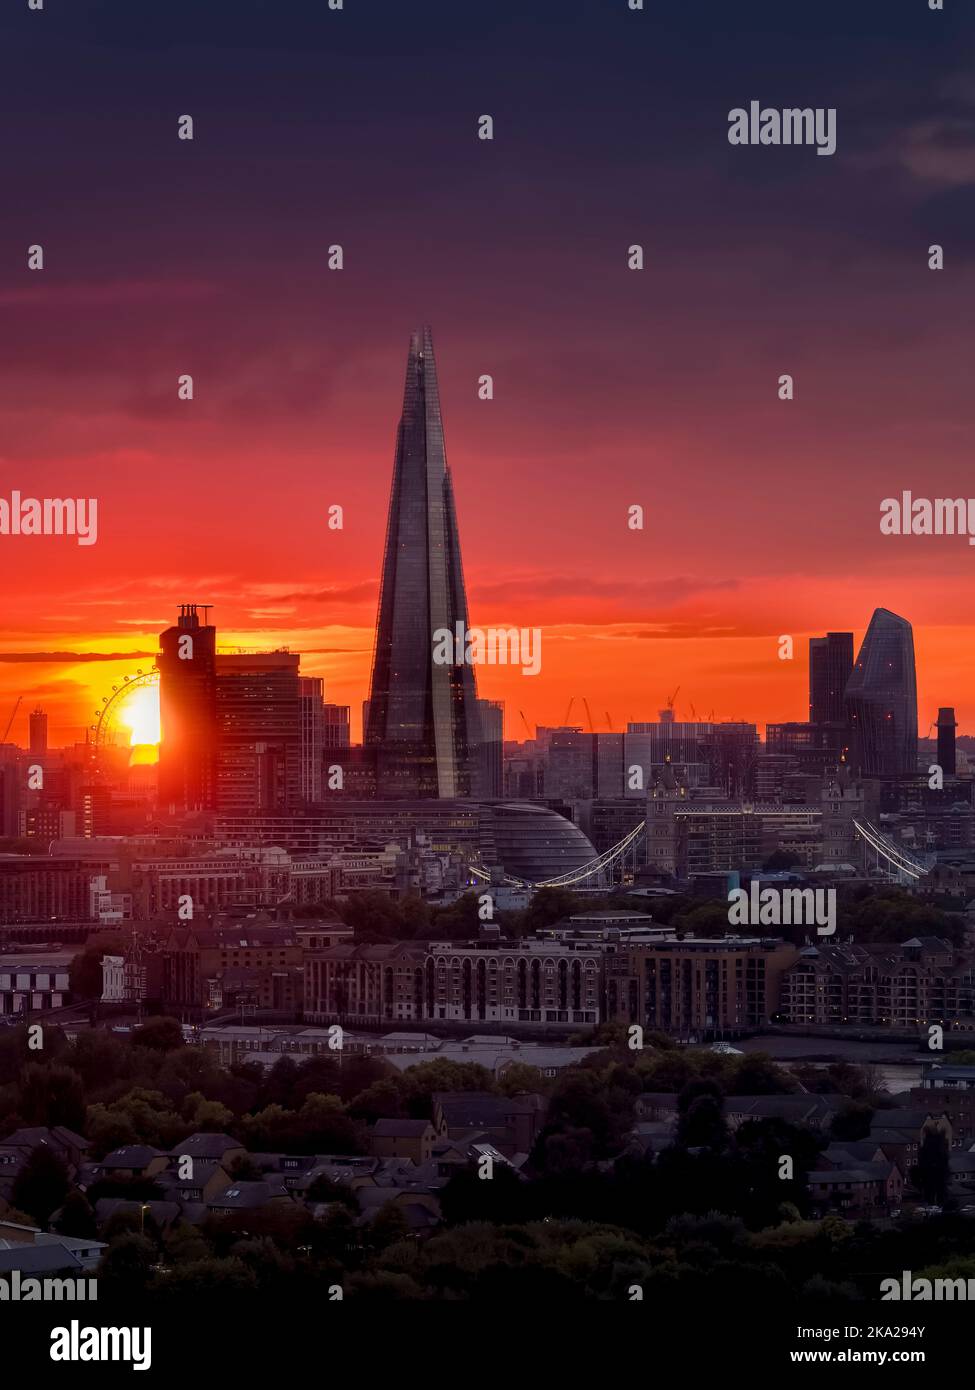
[666,685,680,713]
[1,696,22,745]
[519,710,533,739]
[582,698,595,733]
[605,711,614,731]
[563,697,575,726]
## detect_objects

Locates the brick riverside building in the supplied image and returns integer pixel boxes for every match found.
[0,857,113,924]
[133,848,292,917]
[911,1065,975,1148]
[780,937,975,1029]
[423,941,602,1028]
[303,939,602,1029]
[603,937,799,1038]
[162,924,303,1012]
[303,942,426,1026]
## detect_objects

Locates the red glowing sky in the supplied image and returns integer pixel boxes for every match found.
[1,0,973,745]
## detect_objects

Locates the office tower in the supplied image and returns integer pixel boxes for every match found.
[477,698,504,798]
[765,721,848,777]
[937,707,957,777]
[29,706,48,757]
[625,720,714,794]
[365,326,481,797]
[845,608,918,777]
[324,704,351,749]
[546,729,594,800]
[215,652,302,813]
[593,732,625,797]
[0,748,25,837]
[809,632,853,724]
[157,604,218,812]
[704,722,759,798]
[299,677,326,802]
[543,730,624,801]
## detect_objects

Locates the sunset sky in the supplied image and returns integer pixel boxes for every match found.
[1,0,974,746]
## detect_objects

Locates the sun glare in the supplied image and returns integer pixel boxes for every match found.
[117,683,161,749]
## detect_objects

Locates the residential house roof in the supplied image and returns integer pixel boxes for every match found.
[167,1133,243,1160]
[0,1246,86,1275]
[372,1119,434,1138]
[207,1181,290,1211]
[99,1145,164,1169]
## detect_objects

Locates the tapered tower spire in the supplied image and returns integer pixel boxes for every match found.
[366,327,481,797]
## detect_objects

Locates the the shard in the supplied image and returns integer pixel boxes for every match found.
[365,327,481,797]
[844,607,918,777]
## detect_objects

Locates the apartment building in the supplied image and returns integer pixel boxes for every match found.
[604,937,799,1037]
[781,937,975,1029]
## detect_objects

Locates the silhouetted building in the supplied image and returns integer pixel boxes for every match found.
[299,676,326,802]
[216,652,301,813]
[477,699,504,798]
[157,605,218,812]
[0,746,25,838]
[809,632,853,724]
[503,746,544,799]
[625,722,712,794]
[937,707,958,777]
[28,707,47,758]
[766,721,848,777]
[545,729,592,800]
[323,704,350,749]
[365,326,481,798]
[845,608,918,777]
[593,733,625,797]
[587,798,645,855]
[704,723,759,798]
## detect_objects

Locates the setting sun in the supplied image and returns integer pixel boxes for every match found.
[116,682,161,753]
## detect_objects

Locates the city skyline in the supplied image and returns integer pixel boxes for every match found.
[0,344,966,755]
[1,1,974,745]
[3,0,975,1342]
[0,538,960,755]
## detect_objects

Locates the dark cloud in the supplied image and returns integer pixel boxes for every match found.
[473,574,740,605]
[0,652,155,663]
[271,584,378,605]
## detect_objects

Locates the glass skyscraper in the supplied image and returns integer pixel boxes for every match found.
[365,327,481,798]
[844,608,918,777]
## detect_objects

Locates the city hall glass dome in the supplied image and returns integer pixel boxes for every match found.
[485,802,598,885]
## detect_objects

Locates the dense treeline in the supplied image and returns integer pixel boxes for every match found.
[0,1020,960,1301]
[313,883,965,947]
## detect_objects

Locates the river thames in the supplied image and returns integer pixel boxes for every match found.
[737,1033,937,1094]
